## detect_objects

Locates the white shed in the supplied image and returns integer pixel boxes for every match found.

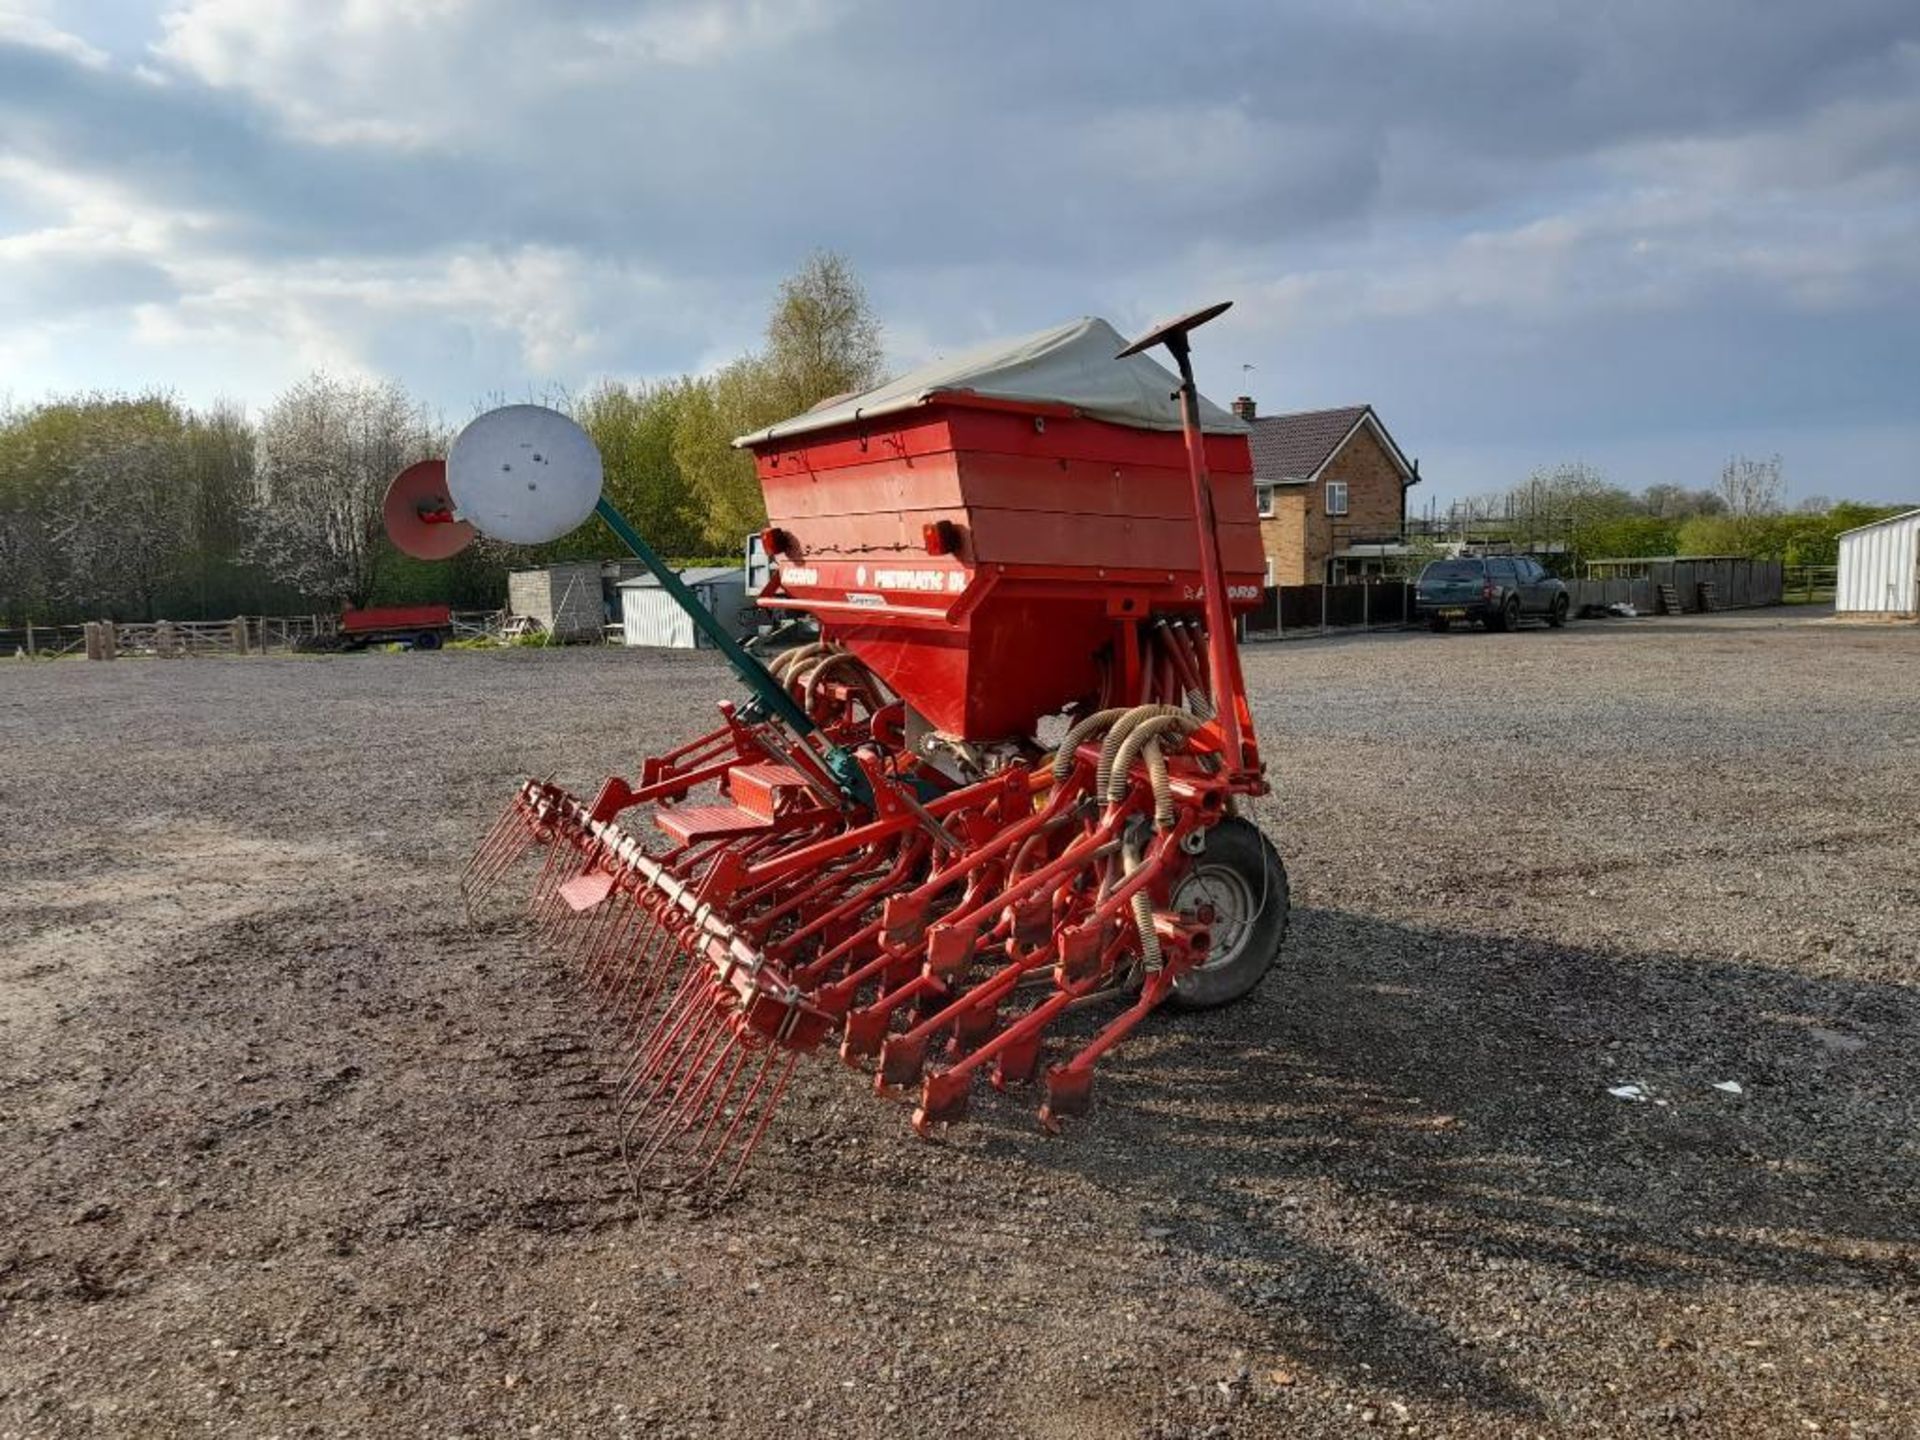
[619,567,751,649]
[1835,509,1920,619]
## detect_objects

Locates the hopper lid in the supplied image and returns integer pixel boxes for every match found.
[734,315,1248,448]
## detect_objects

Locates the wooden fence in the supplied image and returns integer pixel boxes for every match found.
[0,623,90,658]
[10,609,513,659]
[1782,565,1838,604]
[1567,558,1783,615]
[60,614,340,659]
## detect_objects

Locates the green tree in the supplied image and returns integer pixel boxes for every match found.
[575,377,704,556]
[0,392,205,621]
[1575,515,1679,560]
[761,249,885,417]
[1640,482,1724,519]
[676,251,886,550]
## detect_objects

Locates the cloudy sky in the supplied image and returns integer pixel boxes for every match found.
[2,0,1916,506]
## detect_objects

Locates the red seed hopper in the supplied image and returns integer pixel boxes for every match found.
[401,306,1291,1187]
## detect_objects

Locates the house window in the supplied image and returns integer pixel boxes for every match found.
[1256,484,1275,518]
[1325,480,1349,516]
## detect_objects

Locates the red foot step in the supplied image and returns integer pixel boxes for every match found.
[654,803,775,845]
[728,762,811,821]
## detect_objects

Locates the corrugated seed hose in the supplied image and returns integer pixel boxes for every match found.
[1052,707,1130,783]
[1095,704,1194,796]
[1123,835,1161,973]
[1106,713,1201,820]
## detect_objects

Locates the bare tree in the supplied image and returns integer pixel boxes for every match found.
[1715,454,1784,517]
[249,374,436,607]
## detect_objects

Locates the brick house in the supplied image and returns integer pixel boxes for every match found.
[1234,399,1421,585]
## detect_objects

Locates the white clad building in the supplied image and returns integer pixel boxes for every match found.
[1835,509,1920,619]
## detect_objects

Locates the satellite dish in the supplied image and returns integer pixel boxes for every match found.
[446,404,602,546]
[383,459,476,560]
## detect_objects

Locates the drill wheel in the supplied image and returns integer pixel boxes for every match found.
[1166,817,1290,1010]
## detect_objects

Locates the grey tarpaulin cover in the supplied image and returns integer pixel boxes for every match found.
[733,316,1249,448]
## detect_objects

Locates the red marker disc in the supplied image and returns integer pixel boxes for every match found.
[383,459,476,560]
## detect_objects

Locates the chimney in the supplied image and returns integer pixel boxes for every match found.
[1231,395,1257,422]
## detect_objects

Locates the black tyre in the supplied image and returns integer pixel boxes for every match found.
[1489,596,1519,632]
[1546,594,1568,629]
[1428,615,1451,633]
[1167,817,1290,1010]
[413,630,443,651]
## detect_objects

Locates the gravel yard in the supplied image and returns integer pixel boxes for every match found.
[2,610,1915,1439]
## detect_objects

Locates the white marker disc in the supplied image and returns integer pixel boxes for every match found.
[446,404,602,545]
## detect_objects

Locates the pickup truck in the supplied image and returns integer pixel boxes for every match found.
[1414,556,1569,632]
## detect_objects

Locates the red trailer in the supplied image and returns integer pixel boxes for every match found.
[338,603,453,651]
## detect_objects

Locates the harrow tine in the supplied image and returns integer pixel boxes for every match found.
[464,795,525,873]
[597,913,666,1026]
[688,1039,754,1161]
[571,885,620,971]
[532,847,590,932]
[525,836,571,919]
[613,914,683,1027]
[722,1051,798,1190]
[692,1042,778,1186]
[631,1027,740,1176]
[614,963,709,1114]
[623,990,725,1136]
[583,888,646,995]
[461,800,539,909]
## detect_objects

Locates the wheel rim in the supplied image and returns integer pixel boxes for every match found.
[1174,861,1258,975]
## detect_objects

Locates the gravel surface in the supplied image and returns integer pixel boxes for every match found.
[2,610,1915,1438]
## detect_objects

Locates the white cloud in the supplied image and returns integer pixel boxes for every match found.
[151,0,473,145]
[586,0,850,67]
[4,0,1918,502]
[0,4,109,68]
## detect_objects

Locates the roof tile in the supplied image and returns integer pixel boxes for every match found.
[1247,405,1371,484]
